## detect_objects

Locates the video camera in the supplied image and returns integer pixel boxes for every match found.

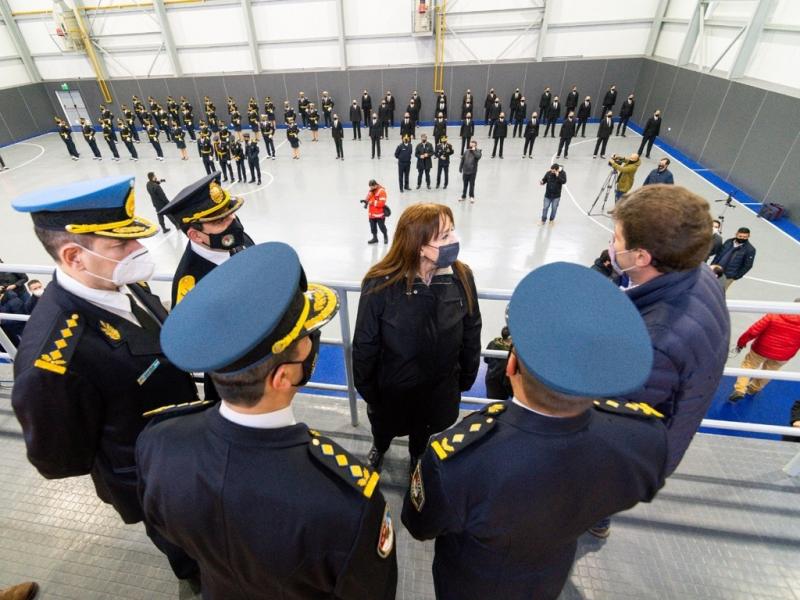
[610,154,627,165]
[359,199,368,208]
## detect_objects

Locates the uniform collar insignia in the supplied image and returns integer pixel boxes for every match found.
[99,320,122,341]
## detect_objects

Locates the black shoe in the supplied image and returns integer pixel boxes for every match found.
[249,178,255,183]
[427,185,431,189]
[728,392,745,403]
[367,238,378,244]
[416,184,421,189]
[384,237,389,244]
[368,446,385,471]
[588,524,611,539]
[257,180,261,184]
[405,186,411,191]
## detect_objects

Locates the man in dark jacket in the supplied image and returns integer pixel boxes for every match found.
[415,134,434,189]
[395,136,413,193]
[435,135,455,189]
[349,101,362,140]
[400,112,415,140]
[565,85,579,116]
[708,220,723,261]
[593,111,614,158]
[573,96,590,138]
[402,261,667,600]
[540,164,566,224]
[0,286,26,347]
[556,112,576,159]
[637,109,662,158]
[616,94,635,136]
[459,140,482,203]
[601,84,617,117]
[511,97,527,138]
[379,101,391,138]
[484,326,512,400]
[146,172,171,233]
[491,112,508,158]
[487,98,502,137]
[369,113,382,159]
[711,227,756,290]
[538,87,551,120]
[331,114,345,160]
[361,90,372,127]
[459,113,474,155]
[484,88,497,123]
[544,97,561,137]
[643,158,674,185]
[523,112,540,158]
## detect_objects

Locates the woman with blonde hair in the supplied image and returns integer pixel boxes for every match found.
[353,203,482,472]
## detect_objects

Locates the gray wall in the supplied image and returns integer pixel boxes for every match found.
[634,58,800,225]
[5,58,642,146]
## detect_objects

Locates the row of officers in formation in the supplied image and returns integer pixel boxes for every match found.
[8,170,729,599]
[51,85,664,166]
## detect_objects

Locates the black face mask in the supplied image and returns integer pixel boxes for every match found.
[283,330,320,387]
[207,218,246,251]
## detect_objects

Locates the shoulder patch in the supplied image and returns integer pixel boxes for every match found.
[307,430,379,499]
[429,402,506,461]
[176,275,196,304]
[33,312,84,375]
[143,399,214,422]
[593,399,664,419]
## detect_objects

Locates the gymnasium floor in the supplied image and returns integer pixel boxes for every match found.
[1,122,800,598]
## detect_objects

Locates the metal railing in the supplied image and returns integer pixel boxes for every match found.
[2,263,800,456]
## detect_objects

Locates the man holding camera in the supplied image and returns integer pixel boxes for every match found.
[363,179,389,245]
[146,172,171,233]
[609,153,641,203]
[539,163,566,225]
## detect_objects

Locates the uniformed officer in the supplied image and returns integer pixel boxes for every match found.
[136,242,398,599]
[182,105,196,140]
[297,91,310,127]
[394,135,413,193]
[230,137,246,182]
[435,134,454,189]
[172,122,188,161]
[116,118,138,161]
[101,119,120,161]
[11,176,200,581]
[321,90,335,127]
[145,119,165,161]
[244,133,261,184]
[55,116,80,160]
[213,135,234,182]
[402,261,668,600]
[259,114,276,159]
[197,132,215,174]
[79,118,102,160]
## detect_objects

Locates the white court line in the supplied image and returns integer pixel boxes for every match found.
[743,276,800,289]
[222,138,286,198]
[2,142,46,173]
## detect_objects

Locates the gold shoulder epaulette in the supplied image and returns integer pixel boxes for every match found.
[430,402,506,461]
[33,312,84,376]
[593,399,664,419]
[143,399,214,420]
[307,430,379,499]
[175,275,196,304]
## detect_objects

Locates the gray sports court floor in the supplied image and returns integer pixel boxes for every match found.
[1,124,800,598]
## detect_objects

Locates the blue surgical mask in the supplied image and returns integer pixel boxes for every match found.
[434,242,460,269]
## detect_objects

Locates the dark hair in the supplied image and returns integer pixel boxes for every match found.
[501,326,510,339]
[661,158,671,165]
[737,227,750,234]
[33,226,95,262]
[612,185,712,273]
[368,179,378,187]
[516,357,595,413]
[211,339,301,407]
[712,219,720,226]
[147,172,155,180]
[599,249,611,262]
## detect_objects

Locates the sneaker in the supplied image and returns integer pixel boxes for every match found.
[589,525,610,539]
[728,392,745,403]
[367,446,384,471]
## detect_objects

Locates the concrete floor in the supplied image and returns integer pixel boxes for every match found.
[1,123,799,372]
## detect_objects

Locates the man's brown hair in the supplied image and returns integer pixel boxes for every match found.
[612,185,712,273]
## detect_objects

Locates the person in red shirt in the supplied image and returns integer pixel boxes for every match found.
[364,179,389,245]
[729,300,800,401]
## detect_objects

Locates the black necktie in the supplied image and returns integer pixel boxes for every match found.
[127,294,159,331]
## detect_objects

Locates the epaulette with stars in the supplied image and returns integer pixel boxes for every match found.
[33,311,84,375]
[307,430,379,500]
[593,399,664,419]
[430,402,507,461]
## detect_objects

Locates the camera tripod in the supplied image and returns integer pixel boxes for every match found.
[714,193,735,233]
[588,168,618,216]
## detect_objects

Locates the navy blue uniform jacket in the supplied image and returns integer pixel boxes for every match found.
[402,402,667,600]
[137,407,398,599]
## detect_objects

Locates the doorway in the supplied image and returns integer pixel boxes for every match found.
[55,89,91,128]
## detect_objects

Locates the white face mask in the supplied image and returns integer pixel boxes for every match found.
[78,245,155,286]
[32,289,44,297]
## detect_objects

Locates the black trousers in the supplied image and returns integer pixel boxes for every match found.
[461,172,476,198]
[601,104,612,117]
[87,139,102,158]
[577,118,588,136]
[352,121,361,139]
[263,136,275,156]
[248,158,261,182]
[523,136,536,156]
[382,122,389,138]
[363,112,371,128]
[544,121,557,137]
[594,136,609,156]
[150,140,163,158]
[488,119,497,137]
[369,217,388,240]
[484,108,490,122]
[557,137,571,157]
[129,125,140,141]
[63,137,80,158]
[398,162,410,191]
[219,160,233,180]
[512,120,524,137]
[143,520,199,580]
[460,136,471,155]
[616,117,630,135]
[417,167,431,187]
[123,140,138,158]
[105,139,119,159]
[301,110,309,127]
[334,138,344,158]
[436,162,449,187]
[638,135,656,157]
[492,137,505,157]
[0,154,4,168]
[235,159,246,181]
[371,137,381,158]
[323,111,332,127]
[154,206,169,230]
[186,127,196,141]
[202,155,215,174]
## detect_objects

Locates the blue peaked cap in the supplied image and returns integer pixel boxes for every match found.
[162,242,339,373]
[507,262,653,397]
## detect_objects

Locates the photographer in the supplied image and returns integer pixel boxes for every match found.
[539,163,566,225]
[643,158,674,186]
[146,172,171,233]
[609,153,641,203]
[363,179,388,245]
